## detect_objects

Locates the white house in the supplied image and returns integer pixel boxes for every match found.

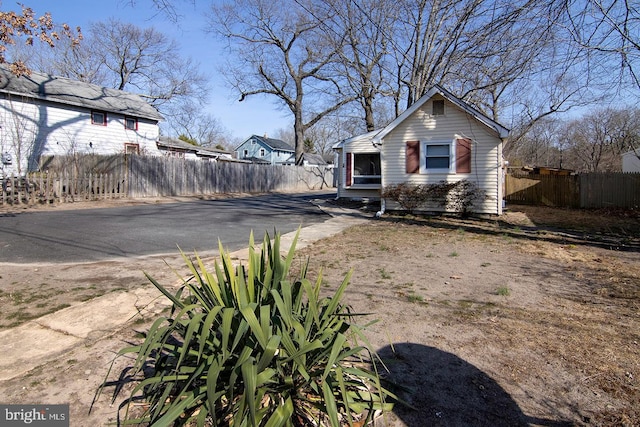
[333,85,509,215]
[157,136,233,161]
[622,149,640,172]
[0,66,163,176]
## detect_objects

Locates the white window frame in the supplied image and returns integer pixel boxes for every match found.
[422,140,455,174]
[260,148,266,157]
[351,152,381,186]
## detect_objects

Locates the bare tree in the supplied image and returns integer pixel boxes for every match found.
[88,20,208,108]
[315,0,392,131]
[168,101,231,148]
[505,116,564,168]
[556,107,640,172]
[12,18,212,139]
[387,0,492,110]
[126,0,195,23]
[557,0,640,90]
[209,0,357,164]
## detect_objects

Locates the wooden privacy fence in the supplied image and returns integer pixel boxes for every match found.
[1,155,333,206]
[1,171,126,206]
[505,173,640,209]
[126,156,332,197]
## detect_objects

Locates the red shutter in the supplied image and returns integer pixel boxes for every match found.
[346,152,353,186]
[406,141,420,174]
[456,138,472,173]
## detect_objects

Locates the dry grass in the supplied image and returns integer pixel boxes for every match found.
[293,204,640,426]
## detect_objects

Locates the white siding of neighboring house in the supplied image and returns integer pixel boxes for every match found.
[622,150,640,172]
[381,96,503,215]
[335,134,382,200]
[0,96,160,175]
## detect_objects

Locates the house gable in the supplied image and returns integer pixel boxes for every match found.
[372,85,508,144]
[235,135,294,164]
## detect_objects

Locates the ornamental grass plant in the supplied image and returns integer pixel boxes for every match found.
[97,229,394,426]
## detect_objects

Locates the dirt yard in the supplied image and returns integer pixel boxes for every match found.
[0,201,638,426]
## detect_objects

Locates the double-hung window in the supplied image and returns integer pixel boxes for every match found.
[405,138,471,175]
[425,143,452,171]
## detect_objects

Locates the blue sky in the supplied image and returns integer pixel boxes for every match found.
[18,0,291,141]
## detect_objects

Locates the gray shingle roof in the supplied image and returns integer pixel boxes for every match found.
[0,66,163,122]
[157,136,231,156]
[251,135,294,152]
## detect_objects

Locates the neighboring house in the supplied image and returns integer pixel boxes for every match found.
[622,149,640,172]
[157,136,233,161]
[235,135,295,165]
[512,166,574,176]
[282,152,329,167]
[333,85,509,215]
[0,66,162,176]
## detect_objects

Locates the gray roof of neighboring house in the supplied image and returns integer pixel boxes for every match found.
[157,136,231,157]
[239,135,294,152]
[301,153,327,165]
[0,66,163,122]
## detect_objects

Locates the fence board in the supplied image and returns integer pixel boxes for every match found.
[505,174,580,208]
[581,172,640,209]
[2,154,334,206]
[506,173,639,209]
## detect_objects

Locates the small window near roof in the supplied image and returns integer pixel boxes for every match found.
[125,116,138,131]
[432,99,445,116]
[91,111,107,125]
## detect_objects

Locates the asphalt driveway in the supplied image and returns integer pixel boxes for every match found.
[0,192,334,263]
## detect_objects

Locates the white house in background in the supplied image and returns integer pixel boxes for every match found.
[333,85,509,215]
[622,149,640,172]
[0,66,163,176]
[157,136,233,161]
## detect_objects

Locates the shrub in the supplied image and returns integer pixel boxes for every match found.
[381,183,429,213]
[97,230,393,426]
[439,180,487,216]
[382,180,486,216]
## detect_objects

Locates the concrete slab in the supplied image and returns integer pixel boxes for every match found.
[0,323,83,381]
[36,286,170,339]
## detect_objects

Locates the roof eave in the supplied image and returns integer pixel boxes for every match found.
[0,89,163,122]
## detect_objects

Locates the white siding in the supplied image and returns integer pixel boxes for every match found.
[0,96,160,175]
[336,137,381,200]
[381,97,503,215]
[622,150,640,172]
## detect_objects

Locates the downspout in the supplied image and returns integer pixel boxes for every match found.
[373,139,384,217]
[375,197,385,218]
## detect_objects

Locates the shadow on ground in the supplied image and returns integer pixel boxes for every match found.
[371,206,640,253]
[378,343,573,427]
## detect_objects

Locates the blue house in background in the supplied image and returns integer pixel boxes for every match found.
[235,135,295,165]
